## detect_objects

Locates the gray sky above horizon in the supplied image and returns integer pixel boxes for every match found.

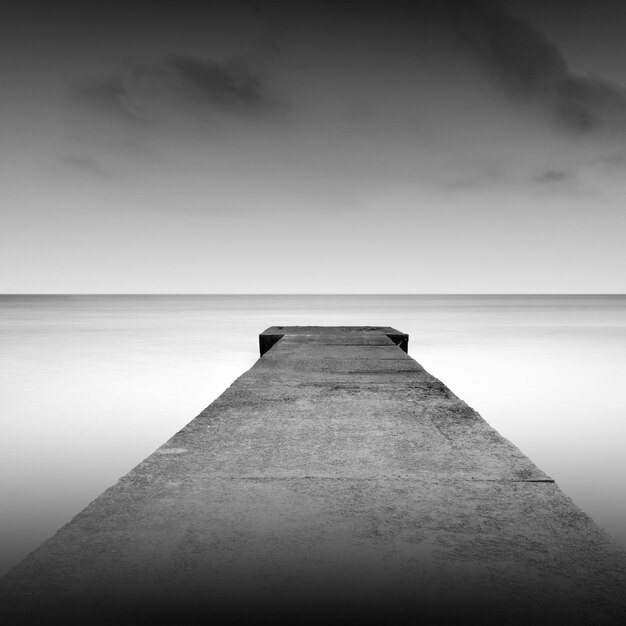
[2,0,626,293]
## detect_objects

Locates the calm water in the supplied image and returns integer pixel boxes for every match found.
[1,295,625,576]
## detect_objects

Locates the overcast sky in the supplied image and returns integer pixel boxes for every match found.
[2,0,626,293]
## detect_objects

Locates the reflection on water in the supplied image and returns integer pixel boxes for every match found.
[1,295,625,575]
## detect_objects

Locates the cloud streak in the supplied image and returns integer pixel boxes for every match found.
[68,76,142,122]
[142,55,274,114]
[535,169,571,184]
[445,0,626,134]
[59,154,111,178]
[68,54,276,126]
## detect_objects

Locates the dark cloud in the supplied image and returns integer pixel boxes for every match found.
[445,0,626,134]
[68,55,275,125]
[535,169,570,184]
[154,55,272,113]
[555,75,626,133]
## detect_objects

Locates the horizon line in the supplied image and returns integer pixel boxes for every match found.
[1,293,625,297]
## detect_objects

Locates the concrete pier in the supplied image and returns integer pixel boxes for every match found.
[1,326,625,624]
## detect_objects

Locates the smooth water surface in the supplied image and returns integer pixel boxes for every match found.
[1,295,625,576]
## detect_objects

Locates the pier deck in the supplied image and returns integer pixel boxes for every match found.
[1,326,625,624]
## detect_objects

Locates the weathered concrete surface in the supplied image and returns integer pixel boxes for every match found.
[1,326,626,625]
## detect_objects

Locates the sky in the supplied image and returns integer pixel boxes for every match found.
[2,0,626,293]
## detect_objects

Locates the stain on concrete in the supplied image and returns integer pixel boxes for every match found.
[156,447,188,455]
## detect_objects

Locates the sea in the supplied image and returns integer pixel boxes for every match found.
[1,294,625,576]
